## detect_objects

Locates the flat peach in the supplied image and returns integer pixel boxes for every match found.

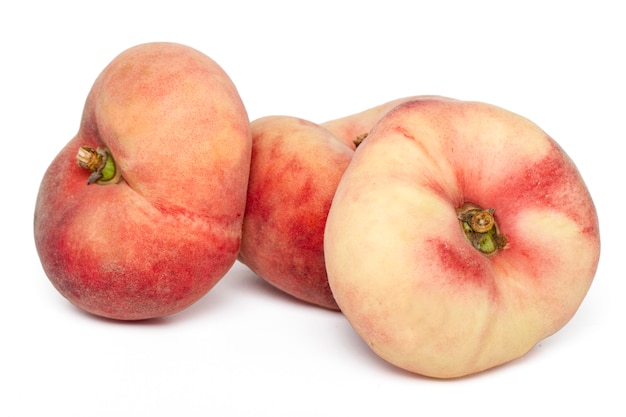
[239,116,352,309]
[324,96,600,378]
[34,42,251,320]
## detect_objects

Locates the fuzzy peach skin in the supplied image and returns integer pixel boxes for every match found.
[320,96,426,149]
[34,42,251,320]
[239,116,353,309]
[324,96,601,378]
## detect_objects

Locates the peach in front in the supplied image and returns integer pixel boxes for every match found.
[324,96,600,378]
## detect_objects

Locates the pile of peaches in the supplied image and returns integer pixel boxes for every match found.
[34,43,600,378]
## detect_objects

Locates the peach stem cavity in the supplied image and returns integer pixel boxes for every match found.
[76,146,121,185]
[457,204,507,255]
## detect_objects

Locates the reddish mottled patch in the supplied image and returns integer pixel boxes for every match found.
[426,237,499,302]
[35,174,237,320]
[240,118,352,310]
[243,146,340,309]
[487,140,596,230]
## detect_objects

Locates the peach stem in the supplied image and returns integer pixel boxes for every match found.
[76,146,121,185]
[457,205,507,255]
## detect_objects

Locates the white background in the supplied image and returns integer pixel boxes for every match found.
[2,1,624,416]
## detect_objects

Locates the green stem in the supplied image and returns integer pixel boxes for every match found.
[76,146,121,185]
[457,205,507,255]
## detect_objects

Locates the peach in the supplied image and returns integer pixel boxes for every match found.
[34,42,251,320]
[239,98,431,309]
[239,116,352,309]
[321,96,423,148]
[324,96,601,378]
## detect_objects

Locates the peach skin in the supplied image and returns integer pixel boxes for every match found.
[34,42,251,320]
[324,96,601,378]
[239,116,353,309]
